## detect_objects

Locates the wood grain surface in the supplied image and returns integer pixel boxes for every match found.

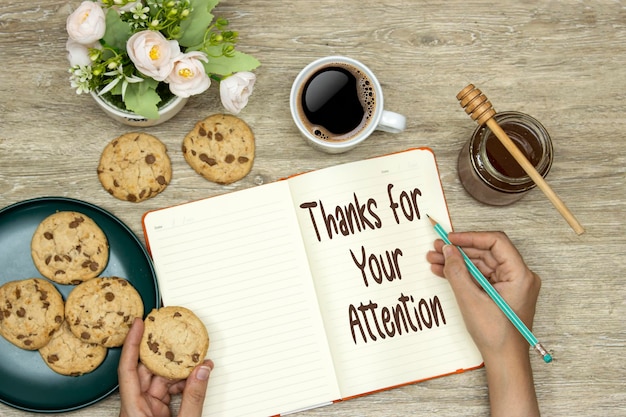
[1,1,624,416]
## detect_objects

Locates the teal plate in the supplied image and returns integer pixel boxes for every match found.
[0,197,160,413]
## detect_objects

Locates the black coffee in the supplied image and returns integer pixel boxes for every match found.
[298,63,375,141]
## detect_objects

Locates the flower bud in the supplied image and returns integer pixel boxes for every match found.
[223,45,235,56]
[219,72,256,114]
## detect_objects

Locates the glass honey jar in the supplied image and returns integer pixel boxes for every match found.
[457,111,554,206]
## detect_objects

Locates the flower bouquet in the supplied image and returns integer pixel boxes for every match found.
[66,0,260,119]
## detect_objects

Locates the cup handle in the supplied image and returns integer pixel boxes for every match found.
[376,110,406,133]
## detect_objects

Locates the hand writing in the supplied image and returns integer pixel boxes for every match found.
[427,231,541,417]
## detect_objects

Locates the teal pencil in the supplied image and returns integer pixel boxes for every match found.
[427,215,553,364]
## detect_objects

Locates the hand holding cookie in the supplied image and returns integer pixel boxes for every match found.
[119,317,214,417]
[139,306,209,379]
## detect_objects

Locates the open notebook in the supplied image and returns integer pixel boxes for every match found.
[142,148,483,417]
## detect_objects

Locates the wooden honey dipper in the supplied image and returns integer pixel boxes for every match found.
[457,84,585,235]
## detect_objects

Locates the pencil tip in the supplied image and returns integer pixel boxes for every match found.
[425,214,437,226]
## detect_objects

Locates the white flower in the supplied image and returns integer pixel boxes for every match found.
[66,1,106,45]
[66,38,101,67]
[127,30,181,81]
[119,1,143,13]
[166,51,211,98]
[69,65,93,94]
[130,3,150,20]
[219,71,256,114]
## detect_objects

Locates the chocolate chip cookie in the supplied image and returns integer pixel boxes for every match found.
[31,211,109,285]
[182,114,255,184]
[39,320,107,376]
[139,306,209,379]
[0,278,64,350]
[98,132,172,202]
[65,277,144,347]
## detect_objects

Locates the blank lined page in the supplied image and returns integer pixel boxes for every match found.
[143,181,340,417]
[287,149,483,398]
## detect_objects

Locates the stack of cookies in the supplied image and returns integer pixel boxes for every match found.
[0,211,143,376]
[1,210,210,379]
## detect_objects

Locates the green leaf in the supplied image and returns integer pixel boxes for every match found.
[103,8,132,51]
[123,79,162,119]
[178,0,220,47]
[202,50,261,77]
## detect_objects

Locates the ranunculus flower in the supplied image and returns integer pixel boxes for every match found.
[66,38,101,67]
[166,51,211,97]
[127,30,181,81]
[66,1,106,45]
[219,71,256,114]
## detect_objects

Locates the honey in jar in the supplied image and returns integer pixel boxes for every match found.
[457,111,553,206]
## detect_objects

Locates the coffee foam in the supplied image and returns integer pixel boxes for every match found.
[299,62,377,142]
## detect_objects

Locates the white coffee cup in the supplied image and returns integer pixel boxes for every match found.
[290,56,406,154]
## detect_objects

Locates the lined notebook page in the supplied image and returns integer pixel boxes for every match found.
[143,181,340,417]
[288,149,483,398]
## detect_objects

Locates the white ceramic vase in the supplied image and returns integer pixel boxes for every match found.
[90,92,188,127]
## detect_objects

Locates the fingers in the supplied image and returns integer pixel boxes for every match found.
[426,247,445,278]
[447,232,502,272]
[441,245,483,303]
[429,232,525,280]
[145,372,180,404]
[178,360,214,417]
[168,379,188,395]
[118,318,144,399]
[446,231,502,251]
[448,231,524,266]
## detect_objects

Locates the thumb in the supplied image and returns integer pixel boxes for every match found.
[178,360,214,417]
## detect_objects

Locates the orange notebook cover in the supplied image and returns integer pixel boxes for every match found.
[142,148,483,417]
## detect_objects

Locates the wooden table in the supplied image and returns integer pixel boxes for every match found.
[1,0,624,416]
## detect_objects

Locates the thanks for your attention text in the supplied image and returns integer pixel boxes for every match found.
[299,183,449,345]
